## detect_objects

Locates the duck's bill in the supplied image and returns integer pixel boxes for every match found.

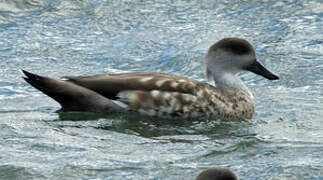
[246,60,279,80]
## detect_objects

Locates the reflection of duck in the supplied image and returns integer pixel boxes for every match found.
[22,38,278,120]
[196,168,237,180]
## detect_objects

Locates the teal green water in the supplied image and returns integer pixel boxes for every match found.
[0,0,322,179]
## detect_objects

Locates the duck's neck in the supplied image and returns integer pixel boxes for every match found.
[212,72,248,91]
[210,72,255,119]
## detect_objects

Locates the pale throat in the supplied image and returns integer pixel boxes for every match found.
[212,72,248,91]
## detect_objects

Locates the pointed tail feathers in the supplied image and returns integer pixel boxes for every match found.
[21,70,122,112]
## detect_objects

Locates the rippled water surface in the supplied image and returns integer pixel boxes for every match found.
[0,0,322,179]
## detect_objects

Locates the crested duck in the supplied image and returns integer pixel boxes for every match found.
[22,38,279,120]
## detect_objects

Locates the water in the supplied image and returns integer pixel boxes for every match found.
[0,0,322,179]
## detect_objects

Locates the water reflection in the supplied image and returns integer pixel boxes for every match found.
[53,111,254,139]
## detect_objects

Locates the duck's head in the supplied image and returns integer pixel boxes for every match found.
[205,38,279,82]
[195,168,238,180]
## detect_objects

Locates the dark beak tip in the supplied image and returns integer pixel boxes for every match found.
[269,74,279,80]
[246,60,280,81]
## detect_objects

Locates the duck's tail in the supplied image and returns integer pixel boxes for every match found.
[21,69,122,112]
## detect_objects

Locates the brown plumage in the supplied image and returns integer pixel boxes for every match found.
[22,38,279,120]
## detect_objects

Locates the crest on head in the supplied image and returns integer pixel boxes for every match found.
[208,38,255,56]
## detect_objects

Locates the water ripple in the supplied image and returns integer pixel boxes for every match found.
[0,0,322,179]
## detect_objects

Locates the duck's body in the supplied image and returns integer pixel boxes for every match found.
[22,38,279,120]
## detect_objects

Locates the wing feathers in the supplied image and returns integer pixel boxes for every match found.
[117,89,201,117]
[65,72,199,100]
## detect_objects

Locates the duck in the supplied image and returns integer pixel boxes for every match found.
[22,38,279,120]
[195,168,238,180]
